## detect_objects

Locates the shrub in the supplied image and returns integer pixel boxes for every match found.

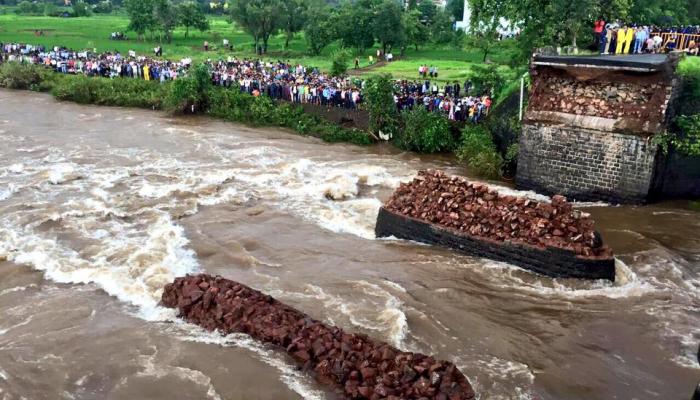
[467,64,505,98]
[322,126,372,145]
[51,74,168,108]
[456,125,503,179]
[207,86,255,122]
[673,114,700,156]
[330,48,351,77]
[395,107,454,153]
[364,74,398,138]
[165,63,211,113]
[92,0,112,13]
[72,0,90,16]
[15,0,40,14]
[0,62,52,90]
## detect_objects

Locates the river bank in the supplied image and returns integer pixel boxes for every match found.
[1,89,699,399]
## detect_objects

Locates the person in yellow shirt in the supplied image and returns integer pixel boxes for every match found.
[624,26,635,53]
[616,26,627,54]
[143,65,150,81]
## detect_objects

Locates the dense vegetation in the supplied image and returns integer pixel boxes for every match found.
[0,62,372,145]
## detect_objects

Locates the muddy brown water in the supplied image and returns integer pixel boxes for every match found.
[0,89,698,400]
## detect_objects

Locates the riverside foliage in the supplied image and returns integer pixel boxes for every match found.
[0,62,372,145]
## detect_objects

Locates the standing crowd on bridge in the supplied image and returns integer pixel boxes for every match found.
[593,20,700,56]
[0,42,493,123]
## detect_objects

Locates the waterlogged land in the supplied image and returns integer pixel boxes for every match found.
[0,90,699,399]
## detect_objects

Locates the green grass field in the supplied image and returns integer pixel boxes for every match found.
[2,11,696,92]
[0,12,524,84]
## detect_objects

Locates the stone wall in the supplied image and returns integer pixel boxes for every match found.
[529,76,663,122]
[517,123,659,203]
[517,58,682,203]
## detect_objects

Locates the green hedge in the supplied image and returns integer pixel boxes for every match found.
[395,107,455,153]
[0,62,372,146]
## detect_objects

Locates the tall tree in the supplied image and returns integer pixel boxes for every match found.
[280,0,309,49]
[154,0,178,43]
[124,0,156,40]
[304,5,336,55]
[446,0,464,21]
[229,0,282,53]
[417,0,437,25]
[403,8,429,50]
[335,0,377,52]
[373,0,406,54]
[178,2,210,38]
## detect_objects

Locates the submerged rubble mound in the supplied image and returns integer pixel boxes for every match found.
[162,274,476,400]
[384,170,612,258]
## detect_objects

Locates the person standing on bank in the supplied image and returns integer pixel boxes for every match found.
[616,26,627,54]
[624,25,635,53]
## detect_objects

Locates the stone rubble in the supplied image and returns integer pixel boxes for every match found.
[529,75,667,122]
[383,170,612,258]
[162,274,476,400]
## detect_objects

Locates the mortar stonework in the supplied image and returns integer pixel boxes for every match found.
[517,123,658,203]
[516,57,681,203]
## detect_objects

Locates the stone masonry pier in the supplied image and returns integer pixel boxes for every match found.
[516,54,682,203]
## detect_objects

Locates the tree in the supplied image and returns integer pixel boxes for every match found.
[72,1,91,16]
[446,0,464,21]
[304,6,336,55]
[430,9,455,44]
[124,0,156,40]
[335,0,377,52]
[154,0,179,43]
[407,0,417,9]
[417,0,437,25]
[403,8,429,50]
[166,63,212,113]
[229,0,282,53]
[373,0,405,55]
[178,2,210,38]
[364,74,398,139]
[280,0,308,50]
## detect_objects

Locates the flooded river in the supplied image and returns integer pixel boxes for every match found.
[0,89,698,400]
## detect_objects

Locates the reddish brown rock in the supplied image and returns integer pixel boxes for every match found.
[162,274,476,400]
[384,170,612,258]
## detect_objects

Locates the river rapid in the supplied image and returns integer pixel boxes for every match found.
[0,89,698,400]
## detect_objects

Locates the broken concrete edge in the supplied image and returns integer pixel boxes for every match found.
[376,207,616,281]
[161,274,477,400]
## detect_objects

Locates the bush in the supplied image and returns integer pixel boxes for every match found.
[456,125,503,179]
[674,115,700,156]
[322,126,373,145]
[364,74,398,138]
[395,107,454,153]
[51,74,168,108]
[0,62,52,90]
[165,63,211,113]
[330,48,351,77]
[467,64,505,98]
[92,0,112,13]
[15,0,41,14]
[72,0,90,16]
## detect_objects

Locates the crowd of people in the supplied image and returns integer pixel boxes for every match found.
[395,80,492,123]
[0,42,191,81]
[0,41,492,123]
[593,20,700,55]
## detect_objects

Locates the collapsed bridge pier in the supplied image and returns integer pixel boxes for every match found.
[516,54,697,204]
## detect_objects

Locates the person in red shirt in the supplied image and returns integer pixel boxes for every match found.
[594,19,606,49]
